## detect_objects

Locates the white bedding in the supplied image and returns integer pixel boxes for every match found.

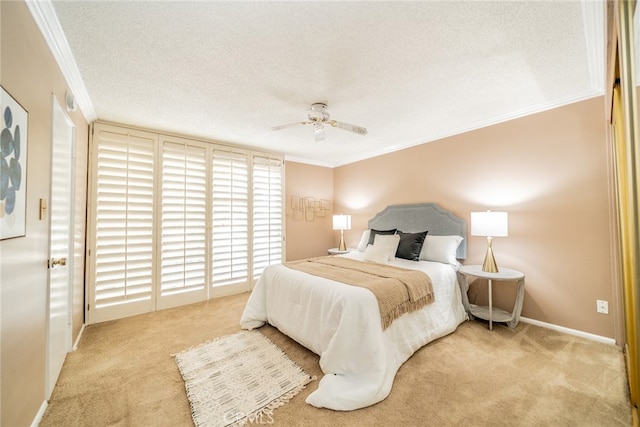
[240,251,468,410]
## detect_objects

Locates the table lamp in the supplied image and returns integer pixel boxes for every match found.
[332,214,351,251]
[471,210,508,273]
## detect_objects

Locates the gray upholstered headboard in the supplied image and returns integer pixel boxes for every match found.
[368,203,467,259]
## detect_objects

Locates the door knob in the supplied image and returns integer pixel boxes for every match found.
[49,258,67,268]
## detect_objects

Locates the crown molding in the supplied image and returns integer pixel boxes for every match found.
[331,90,603,168]
[283,154,334,168]
[581,0,605,94]
[26,0,97,122]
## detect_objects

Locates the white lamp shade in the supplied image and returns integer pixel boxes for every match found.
[471,211,508,237]
[332,214,351,230]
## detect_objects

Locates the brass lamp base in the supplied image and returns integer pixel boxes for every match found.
[338,230,347,251]
[482,236,499,273]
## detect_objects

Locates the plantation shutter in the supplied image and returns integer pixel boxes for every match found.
[88,122,284,323]
[158,139,208,308]
[211,147,249,289]
[89,125,156,323]
[252,154,283,280]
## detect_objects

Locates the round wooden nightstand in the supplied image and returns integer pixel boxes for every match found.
[458,264,525,331]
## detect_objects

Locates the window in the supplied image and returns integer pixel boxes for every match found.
[211,147,248,287]
[87,123,283,323]
[252,154,283,279]
[159,139,207,307]
[89,125,156,322]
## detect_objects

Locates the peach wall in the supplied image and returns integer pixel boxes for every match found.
[1,2,89,425]
[332,96,615,339]
[285,161,334,260]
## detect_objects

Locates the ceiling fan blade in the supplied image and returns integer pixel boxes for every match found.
[271,121,311,131]
[329,120,368,136]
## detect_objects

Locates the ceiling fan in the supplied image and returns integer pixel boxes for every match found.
[271,103,368,142]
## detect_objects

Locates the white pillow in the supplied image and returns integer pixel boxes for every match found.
[374,233,401,261]
[363,244,390,263]
[357,230,371,252]
[420,235,463,265]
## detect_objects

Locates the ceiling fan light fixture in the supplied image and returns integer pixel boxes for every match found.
[314,122,326,141]
[308,103,329,122]
[271,103,367,140]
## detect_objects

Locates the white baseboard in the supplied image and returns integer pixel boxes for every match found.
[72,323,85,351]
[31,400,48,427]
[519,316,617,346]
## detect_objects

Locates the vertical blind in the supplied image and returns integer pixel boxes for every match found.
[88,123,283,323]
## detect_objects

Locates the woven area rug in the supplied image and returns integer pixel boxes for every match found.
[175,330,314,427]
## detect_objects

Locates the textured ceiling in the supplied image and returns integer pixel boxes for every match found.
[50,1,603,167]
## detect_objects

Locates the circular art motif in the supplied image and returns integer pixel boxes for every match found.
[9,157,21,191]
[3,186,15,215]
[0,105,22,216]
[13,126,20,160]
[0,128,12,157]
[4,106,12,128]
[0,156,8,200]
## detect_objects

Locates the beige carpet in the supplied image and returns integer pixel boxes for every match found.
[41,292,632,426]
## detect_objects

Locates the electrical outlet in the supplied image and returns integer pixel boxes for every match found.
[596,300,609,314]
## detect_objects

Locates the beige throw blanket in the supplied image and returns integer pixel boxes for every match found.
[284,256,434,330]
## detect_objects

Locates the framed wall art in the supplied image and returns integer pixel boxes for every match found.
[1,86,28,240]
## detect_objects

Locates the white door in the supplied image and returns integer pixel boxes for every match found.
[46,96,75,399]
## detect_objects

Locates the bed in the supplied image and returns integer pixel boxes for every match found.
[240,203,468,410]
